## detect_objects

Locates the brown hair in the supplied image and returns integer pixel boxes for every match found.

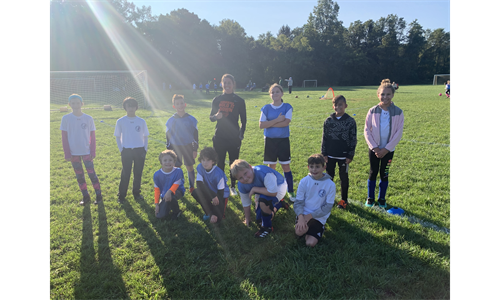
[333,95,346,105]
[268,83,283,94]
[377,79,395,94]
[230,159,251,178]
[221,74,236,93]
[172,94,184,104]
[198,147,218,165]
[308,154,326,166]
[158,149,177,162]
[122,97,138,110]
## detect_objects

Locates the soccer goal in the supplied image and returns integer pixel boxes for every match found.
[302,80,317,88]
[50,70,150,109]
[433,74,450,85]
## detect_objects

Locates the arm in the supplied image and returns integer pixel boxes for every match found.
[384,112,405,152]
[61,130,71,161]
[259,113,287,129]
[346,118,357,162]
[192,120,199,158]
[90,131,96,158]
[144,136,148,152]
[116,136,123,153]
[364,109,378,150]
[209,99,221,122]
[239,99,247,139]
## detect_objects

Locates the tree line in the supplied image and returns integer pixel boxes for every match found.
[50,0,450,88]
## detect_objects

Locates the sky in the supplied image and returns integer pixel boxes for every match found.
[134,0,450,38]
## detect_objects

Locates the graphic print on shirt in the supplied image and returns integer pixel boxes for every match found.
[219,101,234,117]
[135,125,141,132]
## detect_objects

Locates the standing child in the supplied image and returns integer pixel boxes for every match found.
[154,150,185,220]
[114,97,149,203]
[205,83,210,94]
[294,154,336,247]
[193,83,197,93]
[230,159,289,237]
[321,95,357,209]
[191,147,230,223]
[166,94,198,193]
[445,80,450,97]
[213,82,217,94]
[259,83,296,201]
[364,79,404,208]
[60,94,102,205]
[210,74,247,196]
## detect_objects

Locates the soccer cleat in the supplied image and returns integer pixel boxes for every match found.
[117,198,125,204]
[254,226,273,238]
[94,195,103,205]
[80,195,91,206]
[287,191,297,202]
[365,198,375,207]
[279,199,290,210]
[202,214,210,221]
[230,187,238,196]
[134,194,144,201]
[378,199,387,208]
[337,199,347,209]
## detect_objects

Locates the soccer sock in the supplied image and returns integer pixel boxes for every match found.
[274,201,282,211]
[284,171,294,192]
[261,213,272,228]
[378,180,389,200]
[367,179,376,199]
[188,170,195,188]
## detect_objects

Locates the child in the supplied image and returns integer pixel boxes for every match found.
[205,83,210,94]
[192,83,196,93]
[364,79,404,208]
[166,94,198,193]
[321,95,357,209]
[210,74,247,196]
[259,83,296,201]
[154,150,185,220]
[213,82,217,94]
[294,154,336,247]
[191,147,229,223]
[445,80,450,97]
[114,97,149,203]
[60,94,102,205]
[230,159,289,237]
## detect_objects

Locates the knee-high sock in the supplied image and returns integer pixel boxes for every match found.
[284,171,294,192]
[368,179,376,199]
[261,213,272,228]
[378,180,389,200]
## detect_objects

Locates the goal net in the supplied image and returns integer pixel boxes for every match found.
[302,80,317,88]
[433,74,450,85]
[50,70,149,109]
[321,87,335,100]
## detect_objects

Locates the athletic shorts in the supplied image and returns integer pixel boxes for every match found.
[295,217,325,241]
[263,137,291,165]
[258,194,280,211]
[170,144,195,167]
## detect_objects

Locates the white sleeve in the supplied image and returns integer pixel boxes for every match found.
[259,111,267,122]
[240,193,252,207]
[217,177,225,190]
[285,107,293,120]
[263,173,278,194]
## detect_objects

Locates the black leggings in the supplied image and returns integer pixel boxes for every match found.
[212,136,241,187]
[368,149,394,181]
[325,158,349,200]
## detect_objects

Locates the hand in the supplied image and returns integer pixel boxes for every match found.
[193,151,197,160]
[296,216,308,231]
[375,148,389,159]
[212,196,219,206]
[346,158,352,164]
[163,191,172,202]
[254,194,260,211]
[324,156,328,163]
[275,113,285,123]
[215,109,223,120]
[210,215,218,223]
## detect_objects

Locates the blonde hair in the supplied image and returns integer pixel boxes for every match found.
[268,83,283,94]
[377,79,395,94]
[172,94,184,104]
[230,159,251,178]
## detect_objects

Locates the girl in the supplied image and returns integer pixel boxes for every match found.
[364,79,404,208]
[259,83,295,201]
[209,74,247,196]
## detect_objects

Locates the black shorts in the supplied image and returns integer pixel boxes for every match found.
[170,144,195,167]
[264,137,291,164]
[295,217,325,240]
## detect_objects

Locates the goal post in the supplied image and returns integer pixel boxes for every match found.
[302,80,317,88]
[50,70,150,109]
[433,74,450,85]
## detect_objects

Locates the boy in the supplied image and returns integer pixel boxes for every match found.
[166,94,198,193]
[114,97,149,204]
[191,147,229,224]
[230,159,289,237]
[294,154,336,247]
[321,95,357,209]
[205,83,210,94]
[154,150,185,220]
[60,94,102,205]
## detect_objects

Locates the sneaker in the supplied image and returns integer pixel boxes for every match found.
[134,194,144,201]
[254,226,273,238]
[202,214,210,221]
[94,195,103,205]
[337,199,347,209]
[117,198,125,204]
[230,187,238,196]
[378,199,387,208]
[279,199,290,210]
[365,198,375,207]
[80,195,91,206]
[287,192,296,202]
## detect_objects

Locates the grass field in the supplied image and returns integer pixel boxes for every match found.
[50,85,450,299]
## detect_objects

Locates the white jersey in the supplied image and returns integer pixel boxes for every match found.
[114,116,149,148]
[294,173,336,225]
[60,113,96,156]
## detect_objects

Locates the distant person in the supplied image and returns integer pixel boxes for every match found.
[364,79,404,208]
[205,83,210,94]
[192,83,196,93]
[392,82,399,90]
[199,83,203,93]
[445,80,450,97]
[278,76,282,87]
[285,77,293,94]
[154,150,184,220]
[213,82,217,94]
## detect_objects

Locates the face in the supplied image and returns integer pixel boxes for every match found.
[160,155,176,172]
[69,98,82,110]
[235,167,254,184]
[308,163,326,180]
[173,99,186,113]
[222,77,234,94]
[334,100,347,116]
[201,158,215,171]
[378,87,394,108]
[124,102,137,116]
[270,86,283,103]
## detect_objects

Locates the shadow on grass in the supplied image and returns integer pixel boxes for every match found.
[74,203,129,299]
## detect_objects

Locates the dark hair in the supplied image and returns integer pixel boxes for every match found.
[159,149,177,162]
[198,147,218,164]
[333,95,346,105]
[122,97,138,110]
[308,154,326,166]
[172,94,184,104]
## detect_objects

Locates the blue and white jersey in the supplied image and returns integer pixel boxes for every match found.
[153,167,185,199]
[196,163,229,198]
[166,113,198,147]
[238,165,287,207]
[260,103,293,138]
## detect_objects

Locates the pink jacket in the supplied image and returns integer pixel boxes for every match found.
[364,102,404,152]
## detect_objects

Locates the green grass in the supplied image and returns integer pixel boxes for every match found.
[50,85,450,299]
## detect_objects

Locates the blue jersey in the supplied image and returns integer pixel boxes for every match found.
[166,113,198,147]
[196,164,229,198]
[237,165,285,195]
[153,167,185,199]
[261,103,293,138]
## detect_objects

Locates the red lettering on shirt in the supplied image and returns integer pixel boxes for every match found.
[219,101,234,117]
